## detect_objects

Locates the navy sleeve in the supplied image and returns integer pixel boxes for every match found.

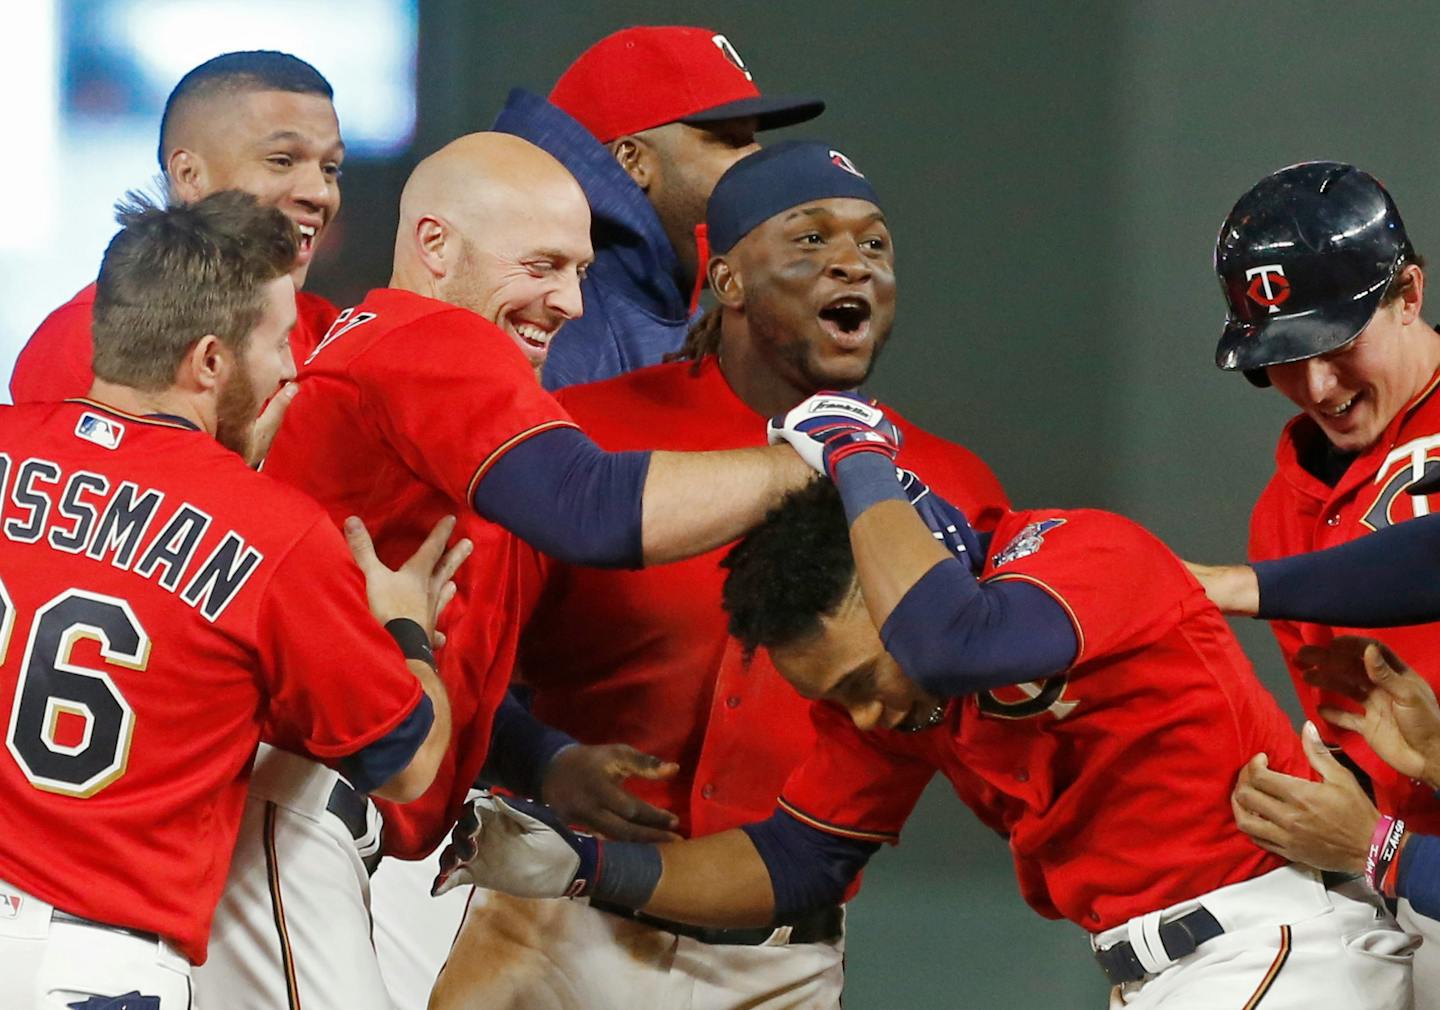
[338,693,434,794]
[880,556,1079,696]
[471,426,650,569]
[479,690,580,798]
[1254,514,1440,626]
[1397,831,1440,921]
[741,809,879,924]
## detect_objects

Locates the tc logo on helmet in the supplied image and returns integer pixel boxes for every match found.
[829,150,864,178]
[1245,264,1291,314]
[711,34,753,80]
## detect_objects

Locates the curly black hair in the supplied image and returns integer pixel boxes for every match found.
[721,479,856,658]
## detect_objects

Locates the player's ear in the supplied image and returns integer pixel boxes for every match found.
[168,149,206,202]
[1399,263,1425,324]
[414,216,450,280]
[609,136,656,193]
[710,256,743,309]
[175,334,226,394]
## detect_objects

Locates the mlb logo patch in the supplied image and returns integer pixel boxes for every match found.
[0,892,21,919]
[76,412,124,450]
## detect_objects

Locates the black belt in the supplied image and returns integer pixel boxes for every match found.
[590,899,843,946]
[1093,907,1224,985]
[53,909,164,948]
[326,780,383,876]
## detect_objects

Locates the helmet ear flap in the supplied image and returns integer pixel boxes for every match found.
[1244,368,1271,388]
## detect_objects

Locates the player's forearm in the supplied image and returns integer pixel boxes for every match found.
[639,447,813,566]
[640,829,777,927]
[372,658,450,804]
[848,498,956,627]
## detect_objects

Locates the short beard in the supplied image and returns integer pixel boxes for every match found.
[746,297,887,392]
[214,363,260,457]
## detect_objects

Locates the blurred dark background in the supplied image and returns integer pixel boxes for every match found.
[23,1,1440,1005]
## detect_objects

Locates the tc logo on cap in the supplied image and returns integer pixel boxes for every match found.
[829,150,864,178]
[711,34,752,80]
[1245,264,1291,314]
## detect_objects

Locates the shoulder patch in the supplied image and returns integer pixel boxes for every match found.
[993,518,1066,568]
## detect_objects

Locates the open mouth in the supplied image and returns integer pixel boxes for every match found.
[295,223,318,259]
[510,322,556,363]
[817,295,872,349]
[1320,394,1358,418]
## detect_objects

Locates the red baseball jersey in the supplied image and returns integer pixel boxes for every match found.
[9,284,339,404]
[1250,368,1440,833]
[0,400,423,963]
[262,288,577,858]
[781,507,1305,931]
[520,356,1010,837]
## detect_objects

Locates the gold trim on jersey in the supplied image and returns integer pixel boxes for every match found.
[777,797,900,843]
[465,419,582,501]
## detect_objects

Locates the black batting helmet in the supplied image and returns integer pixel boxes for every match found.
[1215,161,1414,387]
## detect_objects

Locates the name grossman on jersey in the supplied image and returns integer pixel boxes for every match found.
[0,452,264,622]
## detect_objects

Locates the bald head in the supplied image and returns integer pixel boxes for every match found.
[393,133,593,374]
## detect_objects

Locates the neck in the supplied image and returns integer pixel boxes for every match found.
[716,315,815,417]
[389,261,438,298]
[85,379,211,433]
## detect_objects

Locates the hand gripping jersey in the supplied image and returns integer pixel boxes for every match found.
[9,284,339,404]
[263,288,576,858]
[520,355,1010,838]
[1251,369,1440,833]
[0,400,424,962]
[781,508,1308,931]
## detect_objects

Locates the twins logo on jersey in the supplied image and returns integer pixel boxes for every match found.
[993,518,1066,568]
[1361,434,1440,531]
[977,674,1078,721]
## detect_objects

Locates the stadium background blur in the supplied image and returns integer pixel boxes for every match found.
[5,2,1438,1005]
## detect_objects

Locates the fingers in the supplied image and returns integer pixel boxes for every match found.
[432,538,473,592]
[1318,704,1366,735]
[585,801,682,843]
[609,745,680,782]
[344,516,381,573]
[247,382,299,467]
[1300,720,1351,784]
[407,515,459,575]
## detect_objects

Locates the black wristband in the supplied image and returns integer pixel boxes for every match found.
[385,617,436,669]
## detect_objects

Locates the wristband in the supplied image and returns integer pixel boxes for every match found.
[833,452,907,525]
[385,617,436,670]
[589,839,663,909]
[1365,814,1406,893]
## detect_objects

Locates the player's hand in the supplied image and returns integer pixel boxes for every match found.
[345,515,473,642]
[1182,561,1259,617]
[541,744,681,843]
[1230,721,1379,874]
[1302,637,1440,789]
[767,391,901,479]
[246,381,299,468]
[432,792,598,899]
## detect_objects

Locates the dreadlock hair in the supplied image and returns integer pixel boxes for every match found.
[665,305,724,374]
[158,51,334,171]
[722,479,856,660]
[92,190,298,391]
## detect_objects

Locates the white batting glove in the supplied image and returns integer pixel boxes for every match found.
[431,792,597,898]
[767,391,902,479]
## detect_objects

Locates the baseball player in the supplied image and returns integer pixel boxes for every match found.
[0,191,457,1008]
[224,131,864,1010]
[430,140,1009,1010]
[436,431,1416,1008]
[1210,160,1440,1000]
[492,24,823,390]
[10,50,343,425]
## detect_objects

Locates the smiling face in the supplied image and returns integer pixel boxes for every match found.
[769,580,946,734]
[437,178,594,374]
[723,197,896,403]
[1265,266,1436,453]
[168,89,344,289]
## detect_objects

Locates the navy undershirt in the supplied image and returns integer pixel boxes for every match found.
[479,690,580,798]
[471,426,650,569]
[1255,513,1440,626]
[339,693,434,794]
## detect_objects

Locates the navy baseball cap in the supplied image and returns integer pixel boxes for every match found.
[706,140,883,254]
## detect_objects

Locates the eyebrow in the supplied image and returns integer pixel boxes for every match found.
[529,248,595,269]
[782,207,888,226]
[829,658,877,700]
[257,130,347,157]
